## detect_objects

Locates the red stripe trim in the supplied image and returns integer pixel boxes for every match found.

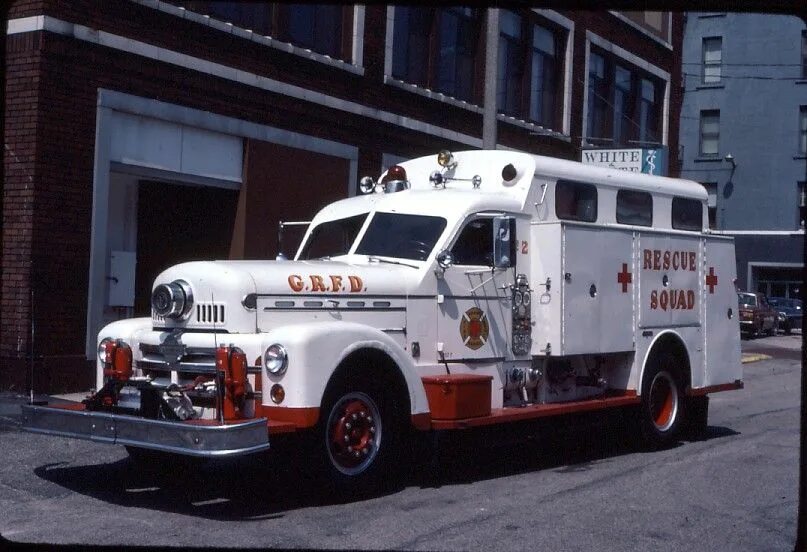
[262,406,320,429]
[685,381,744,397]
[411,412,431,431]
[429,391,640,430]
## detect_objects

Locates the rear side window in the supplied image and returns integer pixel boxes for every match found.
[555,180,597,222]
[616,190,653,226]
[671,197,703,231]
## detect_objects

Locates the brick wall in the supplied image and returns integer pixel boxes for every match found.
[1,3,684,392]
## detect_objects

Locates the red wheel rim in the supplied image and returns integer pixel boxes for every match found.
[326,392,381,475]
[649,371,678,432]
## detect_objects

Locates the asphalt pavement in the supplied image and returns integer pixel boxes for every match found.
[0,334,800,550]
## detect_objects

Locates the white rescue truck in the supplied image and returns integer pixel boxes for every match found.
[22,150,743,491]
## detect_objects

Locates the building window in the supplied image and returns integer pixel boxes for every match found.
[616,190,652,226]
[799,181,806,229]
[392,7,481,103]
[800,106,807,155]
[699,110,720,156]
[616,12,671,42]
[497,11,563,127]
[702,37,722,84]
[671,197,703,231]
[174,2,353,61]
[585,48,663,146]
[702,182,717,229]
[555,180,598,222]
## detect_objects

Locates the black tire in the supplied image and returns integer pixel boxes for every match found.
[766,320,777,336]
[638,353,686,449]
[316,378,404,498]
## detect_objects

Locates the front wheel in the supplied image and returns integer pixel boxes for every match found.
[317,382,403,497]
[639,354,685,449]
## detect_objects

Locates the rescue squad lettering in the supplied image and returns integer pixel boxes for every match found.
[642,248,697,312]
[287,274,365,293]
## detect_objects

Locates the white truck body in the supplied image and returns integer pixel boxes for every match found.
[22,150,742,484]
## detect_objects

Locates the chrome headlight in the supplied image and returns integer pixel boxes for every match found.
[264,344,288,375]
[151,279,193,319]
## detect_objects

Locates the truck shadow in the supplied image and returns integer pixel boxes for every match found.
[32,415,739,520]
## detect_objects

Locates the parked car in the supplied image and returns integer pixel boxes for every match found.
[767,297,802,334]
[737,292,778,337]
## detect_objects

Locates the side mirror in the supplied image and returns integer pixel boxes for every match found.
[436,249,454,271]
[493,216,516,269]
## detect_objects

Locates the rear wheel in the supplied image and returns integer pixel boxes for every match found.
[639,353,685,449]
[317,379,404,498]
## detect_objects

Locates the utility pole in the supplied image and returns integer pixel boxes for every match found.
[482,8,499,150]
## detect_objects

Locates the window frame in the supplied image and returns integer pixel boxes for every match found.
[701,36,722,84]
[799,106,807,155]
[391,6,482,104]
[497,10,564,128]
[449,216,496,267]
[671,197,703,231]
[699,109,720,157]
[585,46,663,146]
[701,182,718,230]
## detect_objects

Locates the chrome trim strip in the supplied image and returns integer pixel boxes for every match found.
[20,405,270,458]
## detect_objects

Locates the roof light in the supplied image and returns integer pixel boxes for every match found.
[359,176,376,194]
[502,163,517,182]
[437,150,456,169]
[381,165,407,183]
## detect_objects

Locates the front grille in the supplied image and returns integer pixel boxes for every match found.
[197,303,226,324]
[137,344,259,376]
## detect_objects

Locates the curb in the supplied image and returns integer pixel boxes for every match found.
[741,353,772,364]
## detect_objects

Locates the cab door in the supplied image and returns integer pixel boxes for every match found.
[435,216,514,363]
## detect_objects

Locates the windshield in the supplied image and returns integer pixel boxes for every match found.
[298,213,368,260]
[355,212,447,261]
[737,293,757,307]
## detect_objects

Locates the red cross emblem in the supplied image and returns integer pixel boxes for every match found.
[617,263,632,293]
[706,267,718,294]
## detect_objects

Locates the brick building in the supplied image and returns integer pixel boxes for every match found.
[2,3,683,392]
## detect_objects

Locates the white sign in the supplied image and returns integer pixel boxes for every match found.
[581,148,668,176]
[581,149,643,171]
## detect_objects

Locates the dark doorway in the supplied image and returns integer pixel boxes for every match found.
[135,180,239,316]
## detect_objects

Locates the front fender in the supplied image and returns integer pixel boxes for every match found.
[95,318,153,390]
[260,321,429,416]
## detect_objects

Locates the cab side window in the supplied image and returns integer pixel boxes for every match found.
[555,180,597,222]
[452,218,494,266]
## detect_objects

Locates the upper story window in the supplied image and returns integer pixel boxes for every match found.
[671,197,703,231]
[451,218,494,266]
[392,7,481,103]
[702,37,722,84]
[616,190,652,226]
[497,11,563,128]
[798,181,806,229]
[586,49,662,147]
[699,110,720,156]
[555,180,597,222]
[175,2,353,61]
[616,11,671,43]
[800,106,807,155]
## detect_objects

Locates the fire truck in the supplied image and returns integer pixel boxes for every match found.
[22,150,742,493]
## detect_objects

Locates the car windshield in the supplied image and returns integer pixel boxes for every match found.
[355,212,447,261]
[771,298,801,309]
[738,293,757,307]
[298,213,368,260]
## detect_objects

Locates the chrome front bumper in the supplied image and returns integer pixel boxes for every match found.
[21,404,270,458]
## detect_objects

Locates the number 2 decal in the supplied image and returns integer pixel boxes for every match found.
[521,241,528,254]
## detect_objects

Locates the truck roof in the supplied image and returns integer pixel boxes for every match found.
[312,150,707,225]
